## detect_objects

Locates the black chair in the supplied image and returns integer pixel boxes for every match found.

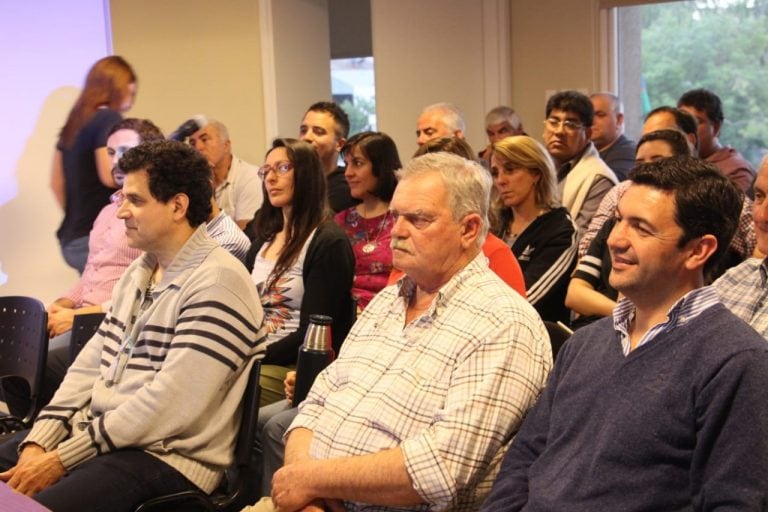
[69,312,106,363]
[0,296,48,434]
[134,360,262,512]
[544,321,572,362]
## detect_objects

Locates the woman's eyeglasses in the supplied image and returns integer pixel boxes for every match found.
[257,161,293,179]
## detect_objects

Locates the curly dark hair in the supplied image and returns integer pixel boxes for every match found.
[118,140,212,227]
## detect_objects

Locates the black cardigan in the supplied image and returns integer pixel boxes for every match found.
[245,220,355,365]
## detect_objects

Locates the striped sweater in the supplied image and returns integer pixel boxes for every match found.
[25,226,266,493]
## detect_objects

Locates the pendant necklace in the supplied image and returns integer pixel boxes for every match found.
[361,211,390,254]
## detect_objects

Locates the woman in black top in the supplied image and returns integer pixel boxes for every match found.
[52,56,137,273]
[490,135,577,324]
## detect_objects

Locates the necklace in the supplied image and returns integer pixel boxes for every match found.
[361,211,390,254]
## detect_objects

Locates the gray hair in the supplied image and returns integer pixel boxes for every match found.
[485,105,522,130]
[397,152,490,246]
[420,102,466,134]
[205,119,230,141]
[590,92,624,114]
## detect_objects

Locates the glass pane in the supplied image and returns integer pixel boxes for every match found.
[617,0,768,166]
[331,57,377,134]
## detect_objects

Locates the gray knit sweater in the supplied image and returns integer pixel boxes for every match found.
[26,226,266,493]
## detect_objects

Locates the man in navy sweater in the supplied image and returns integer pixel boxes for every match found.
[482,156,768,512]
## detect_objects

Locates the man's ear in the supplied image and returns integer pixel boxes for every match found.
[684,234,718,272]
[460,213,482,249]
[712,120,722,138]
[172,193,190,221]
[455,130,465,140]
[616,112,625,127]
[335,136,347,155]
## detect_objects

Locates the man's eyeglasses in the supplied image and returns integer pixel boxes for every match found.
[257,161,293,179]
[544,117,585,133]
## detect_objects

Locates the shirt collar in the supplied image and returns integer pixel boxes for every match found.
[557,142,592,181]
[396,251,487,317]
[612,286,720,336]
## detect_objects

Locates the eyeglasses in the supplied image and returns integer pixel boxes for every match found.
[257,161,293,179]
[544,117,585,133]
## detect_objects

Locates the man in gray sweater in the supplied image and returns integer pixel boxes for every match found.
[0,140,266,512]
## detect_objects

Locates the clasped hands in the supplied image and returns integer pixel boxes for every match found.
[0,443,66,496]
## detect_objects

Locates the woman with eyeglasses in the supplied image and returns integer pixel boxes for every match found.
[334,132,400,311]
[52,56,138,273]
[246,138,354,405]
[491,135,577,325]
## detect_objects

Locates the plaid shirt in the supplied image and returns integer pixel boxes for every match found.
[289,253,552,511]
[579,181,755,259]
[713,257,768,339]
[613,286,721,356]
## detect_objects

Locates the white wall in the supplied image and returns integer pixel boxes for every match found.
[371,0,499,156]
[260,0,332,142]
[110,0,267,164]
[510,0,603,140]
[0,0,111,302]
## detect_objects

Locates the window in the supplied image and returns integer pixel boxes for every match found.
[617,0,768,166]
[331,57,377,133]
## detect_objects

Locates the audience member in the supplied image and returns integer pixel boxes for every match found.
[189,119,263,229]
[250,152,550,512]
[415,102,466,146]
[479,105,525,162]
[334,131,400,311]
[590,92,636,181]
[580,110,755,272]
[491,135,577,325]
[566,129,690,327]
[714,154,768,337]
[543,90,618,239]
[678,88,754,194]
[299,101,357,213]
[1,119,162,418]
[0,140,266,512]
[52,56,137,273]
[642,105,699,154]
[246,138,354,405]
[405,136,527,297]
[482,156,768,511]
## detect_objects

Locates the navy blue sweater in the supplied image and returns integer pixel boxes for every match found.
[482,303,768,511]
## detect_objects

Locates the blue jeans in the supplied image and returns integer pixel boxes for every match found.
[257,401,297,497]
[0,430,197,512]
[60,235,89,274]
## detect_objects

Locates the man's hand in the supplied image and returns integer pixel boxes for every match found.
[272,461,316,512]
[284,371,296,403]
[0,445,66,496]
[47,304,76,337]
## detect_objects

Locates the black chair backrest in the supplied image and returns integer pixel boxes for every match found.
[226,360,262,503]
[0,296,48,423]
[133,359,262,512]
[543,321,572,362]
[69,312,106,363]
